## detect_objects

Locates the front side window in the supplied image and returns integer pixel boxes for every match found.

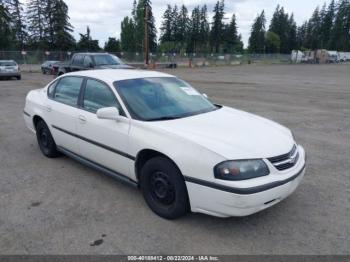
[83,79,121,113]
[114,77,217,121]
[54,77,83,106]
[93,55,122,66]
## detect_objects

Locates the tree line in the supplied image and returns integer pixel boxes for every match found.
[249,0,350,53]
[1,0,350,53]
[0,0,121,52]
[120,0,243,54]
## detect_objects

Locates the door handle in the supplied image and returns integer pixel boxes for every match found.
[78,115,87,123]
[45,105,52,112]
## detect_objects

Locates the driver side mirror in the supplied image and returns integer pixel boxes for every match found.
[97,107,121,121]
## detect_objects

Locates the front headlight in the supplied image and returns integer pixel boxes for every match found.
[214,160,270,181]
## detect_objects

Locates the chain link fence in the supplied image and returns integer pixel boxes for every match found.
[0,50,291,68]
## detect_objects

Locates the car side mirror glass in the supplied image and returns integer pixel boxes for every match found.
[96,107,121,121]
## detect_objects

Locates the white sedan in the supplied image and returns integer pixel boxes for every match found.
[23,69,306,219]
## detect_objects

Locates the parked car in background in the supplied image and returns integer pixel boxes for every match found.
[54,53,132,76]
[41,61,60,75]
[23,69,306,219]
[0,60,21,80]
[339,52,350,62]
[327,51,340,63]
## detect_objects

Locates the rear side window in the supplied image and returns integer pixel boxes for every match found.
[83,56,93,67]
[72,55,83,66]
[54,77,83,106]
[83,79,121,113]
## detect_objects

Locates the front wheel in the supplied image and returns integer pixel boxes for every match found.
[36,120,60,158]
[140,156,190,219]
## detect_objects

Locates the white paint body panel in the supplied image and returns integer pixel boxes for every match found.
[24,69,306,218]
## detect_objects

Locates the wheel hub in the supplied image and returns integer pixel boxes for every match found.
[150,171,175,205]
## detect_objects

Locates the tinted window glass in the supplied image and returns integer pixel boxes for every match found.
[47,81,58,98]
[83,56,93,67]
[83,79,120,113]
[93,55,122,65]
[72,55,83,66]
[54,77,83,106]
[114,77,217,121]
[0,61,17,66]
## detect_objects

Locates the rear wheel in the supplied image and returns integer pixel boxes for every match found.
[16,75,21,80]
[36,120,60,158]
[140,156,190,219]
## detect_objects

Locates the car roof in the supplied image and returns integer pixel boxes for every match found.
[64,69,175,84]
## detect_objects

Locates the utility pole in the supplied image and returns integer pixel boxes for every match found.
[144,4,150,66]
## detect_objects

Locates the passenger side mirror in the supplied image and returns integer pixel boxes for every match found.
[96,107,121,121]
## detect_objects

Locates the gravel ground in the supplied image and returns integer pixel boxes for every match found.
[0,64,349,255]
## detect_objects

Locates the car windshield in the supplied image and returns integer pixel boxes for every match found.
[0,61,16,66]
[114,77,218,121]
[93,55,122,66]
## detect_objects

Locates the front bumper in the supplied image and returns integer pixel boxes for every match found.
[186,146,306,218]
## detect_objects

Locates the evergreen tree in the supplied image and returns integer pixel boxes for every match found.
[5,0,26,49]
[223,14,240,53]
[46,0,75,50]
[77,26,100,51]
[210,0,225,52]
[188,6,201,53]
[104,37,121,53]
[120,16,136,52]
[26,0,47,48]
[269,6,291,53]
[0,0,12,50]
[296,22,308,50]
[287,14,297,51]
[134,0,157,52]
[249,11,266,53]
[330,0,350,51]
[307,7,322,49]
[160,5,173,43]
[321,0,336,49]
[199,5,210,52]
[178,4,190,51]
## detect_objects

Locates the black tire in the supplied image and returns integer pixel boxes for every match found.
[140,156,190,219]
[17,75,21,80]
[35,120,60,158]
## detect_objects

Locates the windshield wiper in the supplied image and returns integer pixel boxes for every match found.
[146,116,183,121]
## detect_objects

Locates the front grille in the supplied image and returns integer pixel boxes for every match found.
[268,145,299,171]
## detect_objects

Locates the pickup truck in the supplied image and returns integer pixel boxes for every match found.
[54,53,132,76]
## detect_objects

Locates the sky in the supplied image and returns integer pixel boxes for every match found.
[64,0,331,48]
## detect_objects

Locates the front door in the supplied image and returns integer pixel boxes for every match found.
[76,78,133,178]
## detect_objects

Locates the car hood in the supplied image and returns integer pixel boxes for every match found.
[97,64,134,69]
[150,106,294,160]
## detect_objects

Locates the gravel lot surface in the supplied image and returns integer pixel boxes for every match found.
[0,64,349,254]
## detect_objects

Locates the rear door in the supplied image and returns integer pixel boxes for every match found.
[76,78,132,177]
[48,76,84,154]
